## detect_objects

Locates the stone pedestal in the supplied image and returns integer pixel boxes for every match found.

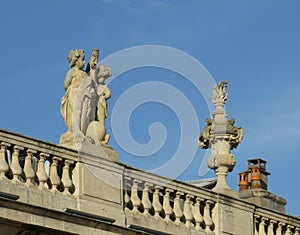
[78,140,118,162]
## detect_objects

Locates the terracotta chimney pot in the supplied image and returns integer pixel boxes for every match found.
[238,171,249,191]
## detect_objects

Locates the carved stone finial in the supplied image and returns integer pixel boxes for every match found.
[199,81,243,192]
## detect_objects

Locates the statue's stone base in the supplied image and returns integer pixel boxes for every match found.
[59,132,118,162]
[78,140,118,162]
[59,131,77,149]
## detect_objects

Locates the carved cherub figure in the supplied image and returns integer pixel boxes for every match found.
[96,65,112,126]
[85,57,112,146]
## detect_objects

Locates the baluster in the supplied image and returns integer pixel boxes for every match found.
[131,179,142,213]
[173,192,184,225]
[62,159,74,194]
[194,197,204,231]
[254,215,260,235]
[294,228,300,235]
[49,156,62,192]
[11,146,24,183]
[124,177,131,208]
[153,186,163,218]
[203,200,214,233]
[0,142,10,179]
[275,222,284,235]
[286,225,293,235]
[163,189,173,222]
[141,182,152,215]
[36,153,49,189]
[267,220,276,235]
[24,149,36,185]
[258,217,267,235]
[184,194,194,228]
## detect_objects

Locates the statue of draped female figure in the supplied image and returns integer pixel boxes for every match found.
[59,48,115,158]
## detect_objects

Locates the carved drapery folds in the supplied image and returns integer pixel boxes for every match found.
[199,81,244,191]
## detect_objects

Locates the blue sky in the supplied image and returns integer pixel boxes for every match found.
[1,1,300,215]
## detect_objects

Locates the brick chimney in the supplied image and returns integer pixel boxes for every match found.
[238,158,286,213]
[247,158,270,190]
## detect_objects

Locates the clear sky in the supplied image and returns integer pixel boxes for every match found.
[0,0,300,215]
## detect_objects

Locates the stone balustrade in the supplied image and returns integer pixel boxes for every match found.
[0,129,78,195]
[1,129,300,235]
[254,210,300,235]
[124,172,216,233]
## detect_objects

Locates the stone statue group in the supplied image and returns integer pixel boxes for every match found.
[59,48,112,149]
